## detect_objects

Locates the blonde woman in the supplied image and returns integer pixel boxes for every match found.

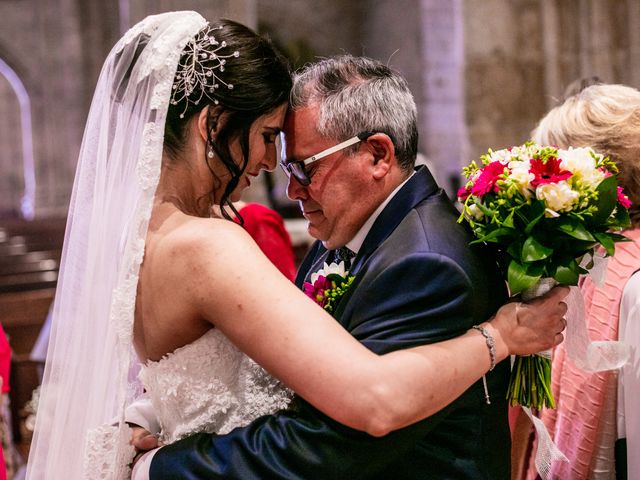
[524,83,640,480]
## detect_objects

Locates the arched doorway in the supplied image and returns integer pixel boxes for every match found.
[0,58,35,219]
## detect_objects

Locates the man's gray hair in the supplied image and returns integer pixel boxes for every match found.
[291,55,418,172]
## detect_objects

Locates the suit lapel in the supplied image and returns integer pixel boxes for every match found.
[333,166,440,321]
[295,166,441,325]
[295,241,329,288]
[350,166,440,275]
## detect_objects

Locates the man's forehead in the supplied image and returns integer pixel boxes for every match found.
[284,107,313,132]
[282,107,323,157]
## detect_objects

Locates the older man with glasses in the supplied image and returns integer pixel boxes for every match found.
[138,54,568,479]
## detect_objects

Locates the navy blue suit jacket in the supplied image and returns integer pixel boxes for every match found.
[150,166,510,479]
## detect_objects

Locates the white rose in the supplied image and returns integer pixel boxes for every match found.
[489,149,512,164]
[536,180,580,213]
[508,160,535,198]
[310,261,348,284]
[558,147,604,187]
[582,168,606,189]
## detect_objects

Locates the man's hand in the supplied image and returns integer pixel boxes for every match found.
[490,285,570,355]
[130,426,160,467]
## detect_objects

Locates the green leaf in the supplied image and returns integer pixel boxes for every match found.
[325,273,347,284]
[588,175,618,225]
[521,237,553,262]
[503,211,515,229]
[507,260,543,295]
[551,257,580,285]
[524,200,546,235]
[507,242,521,260]
[608,232,631,243]
[594,232,615,256]
[614,206,632,228]
[552,264,580,285]
[469,227,515,245]
[475,201,495,217]
[556,217,596,241]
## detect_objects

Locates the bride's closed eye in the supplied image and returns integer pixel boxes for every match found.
[262,127,281,145]
[263,133,277,144]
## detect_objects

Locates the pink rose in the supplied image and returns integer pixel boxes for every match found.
[470,161,508,198]
[617,186,632,209]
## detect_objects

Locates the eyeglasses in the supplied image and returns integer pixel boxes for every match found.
[279,131,374,186]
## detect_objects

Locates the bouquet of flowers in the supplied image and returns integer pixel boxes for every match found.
[303,261,355,314]
[458,142,631,408]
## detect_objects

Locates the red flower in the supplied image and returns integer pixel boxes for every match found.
[529,157,572,187]
[617,186,632,209]
[470,161,507,197]
[303,275,330,307]
[457,185,472,201]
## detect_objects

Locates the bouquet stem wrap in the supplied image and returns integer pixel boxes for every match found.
[510,277,630,480]
[507,278,557,409]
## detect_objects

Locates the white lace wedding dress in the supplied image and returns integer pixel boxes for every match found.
[138,328,293,444]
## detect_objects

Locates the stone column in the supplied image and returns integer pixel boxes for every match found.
[362,0,468,195]
[540,0,562,109]
[628,0,640,88]
[0,70,25,216]
[419,0,467,196]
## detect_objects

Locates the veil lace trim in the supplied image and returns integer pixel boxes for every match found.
[26,12,207,480]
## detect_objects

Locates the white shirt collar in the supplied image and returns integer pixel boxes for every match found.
[346,172,415,255]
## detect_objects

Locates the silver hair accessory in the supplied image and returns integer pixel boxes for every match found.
[171,25,240,118]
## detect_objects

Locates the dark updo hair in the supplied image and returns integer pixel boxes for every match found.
[164,19,292,219]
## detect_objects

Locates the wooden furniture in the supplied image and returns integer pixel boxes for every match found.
[0,217,65,456]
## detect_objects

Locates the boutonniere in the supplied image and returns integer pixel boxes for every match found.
[303,261,355,314]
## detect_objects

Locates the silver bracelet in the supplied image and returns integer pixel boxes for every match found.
[472,325,496,371]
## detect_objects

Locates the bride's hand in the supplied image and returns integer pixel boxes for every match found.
[487,285,569,356]
[129,425,160,467]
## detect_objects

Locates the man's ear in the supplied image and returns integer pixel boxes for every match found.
[366,133,395,179]
[196,105,225,142]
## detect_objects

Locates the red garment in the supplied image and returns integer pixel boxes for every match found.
[237,203,297,282]
[0,324,9,394]
[0,324,9,480]
[0,445,5,480]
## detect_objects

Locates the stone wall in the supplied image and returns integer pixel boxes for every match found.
[464,0,547,161]
[1,0,640,216]
[464,0,640,166]
[0,0,255,217]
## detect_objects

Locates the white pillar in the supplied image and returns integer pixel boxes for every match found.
[419,0,468,196]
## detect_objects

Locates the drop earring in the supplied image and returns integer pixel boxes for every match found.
[207,148,214,159]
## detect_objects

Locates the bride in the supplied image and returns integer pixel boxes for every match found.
[26,11,567,479]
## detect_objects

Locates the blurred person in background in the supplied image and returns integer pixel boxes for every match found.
[523,83,640,480]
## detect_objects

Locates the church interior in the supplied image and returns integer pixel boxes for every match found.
[0,0,638,478]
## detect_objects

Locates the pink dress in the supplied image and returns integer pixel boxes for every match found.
[524,228,640,479]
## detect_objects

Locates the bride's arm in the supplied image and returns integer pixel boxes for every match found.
[177,220,566,436]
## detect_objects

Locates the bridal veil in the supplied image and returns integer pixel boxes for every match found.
[26,11,207,479]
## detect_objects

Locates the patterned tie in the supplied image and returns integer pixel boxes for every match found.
[334,247,356,270]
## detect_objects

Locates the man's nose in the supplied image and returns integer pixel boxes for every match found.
[286,175,307,201]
